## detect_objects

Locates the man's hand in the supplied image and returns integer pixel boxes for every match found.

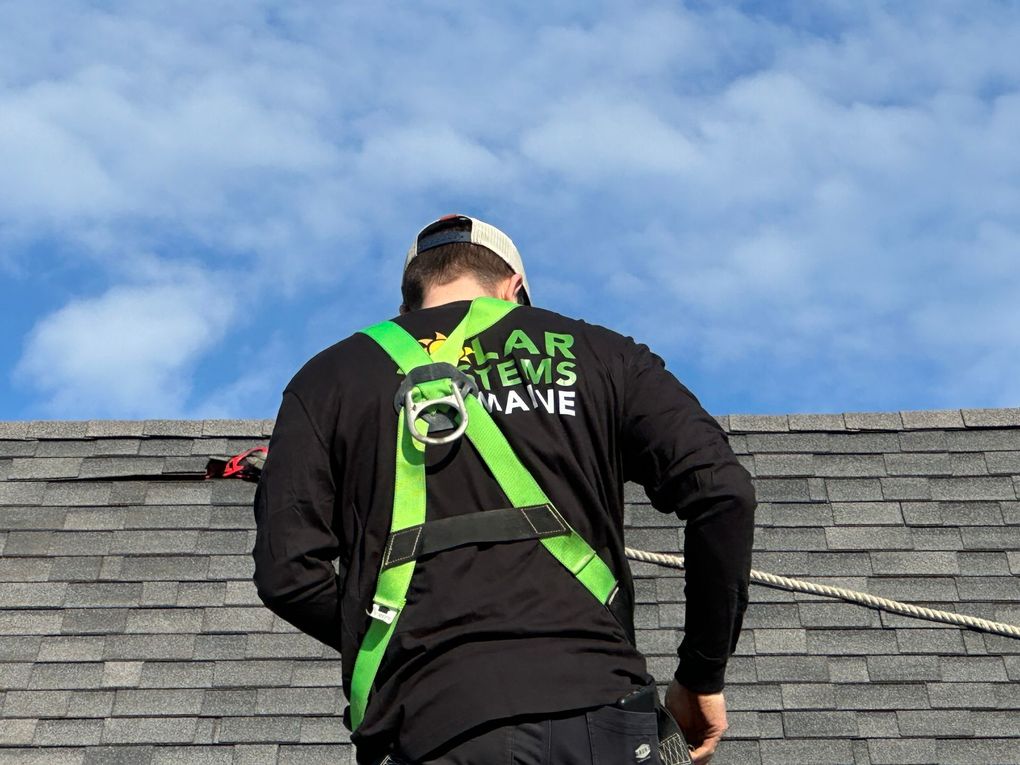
[664,679,728,764]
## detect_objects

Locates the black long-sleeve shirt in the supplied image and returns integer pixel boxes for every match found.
[252,299,756,758]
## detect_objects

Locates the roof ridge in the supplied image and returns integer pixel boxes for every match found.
[0,408,1018,440]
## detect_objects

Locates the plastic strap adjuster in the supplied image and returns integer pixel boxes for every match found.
[367,602,399,624]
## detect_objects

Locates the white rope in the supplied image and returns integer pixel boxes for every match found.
[625,547,1020,640]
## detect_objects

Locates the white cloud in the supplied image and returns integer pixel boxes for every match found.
[13,262,236,417]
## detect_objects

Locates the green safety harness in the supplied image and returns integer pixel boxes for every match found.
[348,297,622,730]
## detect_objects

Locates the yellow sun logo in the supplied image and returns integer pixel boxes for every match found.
[418,332,475,363]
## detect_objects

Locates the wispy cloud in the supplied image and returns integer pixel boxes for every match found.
[3,2,1019,418]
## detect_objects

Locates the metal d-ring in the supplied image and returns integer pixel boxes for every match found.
[404,382,469,446]
[394,362,478,446]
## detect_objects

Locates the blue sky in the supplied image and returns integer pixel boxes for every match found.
[2,1,1018,421]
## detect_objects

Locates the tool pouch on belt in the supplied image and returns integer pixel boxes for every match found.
[615,683,693,765]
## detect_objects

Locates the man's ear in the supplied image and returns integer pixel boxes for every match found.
[501,273,524,303]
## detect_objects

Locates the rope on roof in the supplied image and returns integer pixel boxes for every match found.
[625,548,1020,640]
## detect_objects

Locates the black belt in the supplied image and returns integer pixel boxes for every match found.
[381,503,570,570]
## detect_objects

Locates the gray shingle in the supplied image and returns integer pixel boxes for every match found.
[805,629,899,655]
[0,718,37,745]
[8,457,83,479]
[290,660,343,687]
[101,717,198,744]
[276,745,350,764]
[961,408,1020,427]
[826,478,884,501]
[961,526,1020,550]
[899,429,948,452]
[788,413,846,431]
[77,458,165,479]
[37,637,106,663]
[0,482,47,505]
[2,689,71,717]
[140,582,178,607]
[62,510,125,531]
[82,745,153,764]
[957,575,1020,600]
[753,454,814,477]
[824,525,913,550]
[867,575,959,602]
[827,657,869,683]
[142,421,203,438]
[124,609,204,634]
[120,507,212,530]
[59,609,129,636]
[117,557,208,582]
[798,602,881,628]
[746,432,832,454]
[900,409,965,429]
[958,551,1012,575]
[0,662,34,689]
[0,582,68,608]
[65,583,143,608]
[195,531,249,555]
[754,655,829,682]
[138,662,214,689]
[879,477,931,500]
[779,709,860,738]
[0,557,54,582]
[815,454,887,477]
[911,526,965,550]
[211,660,293,688]
[28,421,89,440]
[210,482,257,506]
[112,689,203,716]
[985,450,1020,474]
[109,531,199,555]
[927,682,1014,708]
[729,415,790,432]
[102,635,193,663]
[218,717,301,744]
[759,739,852,765]
[751,478,813,503]
[298,717,348,744]
[41,484,114,508]
[34,440,96,457]
[884,452,952,476]
[143,485,212,506]
[829,501,904,525]
[0,421,31,439]
[752,630,807,654]
[92,440,142,457]
[33,719,104,746]
[971,711,1020,738]
[867,738,936,765]
[753,528,829,552]
[201,608,273,634]
[1003,501,1020,524]
[756,502,833,527]
[138,440,195,457]
[867,654,939,681]
[895,628,965,654]
[201,420,266,438]
[870,551,959,575]
[947,429,1020,452]
[29,662,105,690]
[193,635,248,661]
[940,656,1008,682]
[51,557,104,582]
[896,709,974,737]
[779,683,834,709]
[834,682,929,709]
[0,441,38,457]
[0,607,68,636]
[950,452,989,475]
[255,687,343,715]
[930,476,1015,501]
[753,551,871,575]
[85,421,145,438]
[844,411,904,430]
[0,636,42,661]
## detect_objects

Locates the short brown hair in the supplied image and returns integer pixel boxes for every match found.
[401,243,520,311]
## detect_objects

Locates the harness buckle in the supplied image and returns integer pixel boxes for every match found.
[368,602,399,624]
[393,362,478,447]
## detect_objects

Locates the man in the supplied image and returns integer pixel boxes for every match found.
[253,214,756,764]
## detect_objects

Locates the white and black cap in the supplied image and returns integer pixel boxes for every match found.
[405,214,531,305]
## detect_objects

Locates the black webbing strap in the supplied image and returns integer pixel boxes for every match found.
[380,503,570,570]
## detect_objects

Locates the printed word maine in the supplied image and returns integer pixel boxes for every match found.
[466,330,578,417]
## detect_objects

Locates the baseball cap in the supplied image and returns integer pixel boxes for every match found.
[405,214,531,305]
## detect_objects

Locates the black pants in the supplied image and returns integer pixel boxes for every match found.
[370,704,662,765]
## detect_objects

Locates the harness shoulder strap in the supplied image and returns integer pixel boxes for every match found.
[348,297,618,730]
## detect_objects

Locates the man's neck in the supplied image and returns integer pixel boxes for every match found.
[420,277,490,309]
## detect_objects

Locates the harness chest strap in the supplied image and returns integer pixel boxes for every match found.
[348,298,619,730]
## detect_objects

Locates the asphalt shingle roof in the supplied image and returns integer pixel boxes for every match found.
[1,409,1018,764]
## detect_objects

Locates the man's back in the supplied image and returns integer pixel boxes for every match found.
[254,299,753,760]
